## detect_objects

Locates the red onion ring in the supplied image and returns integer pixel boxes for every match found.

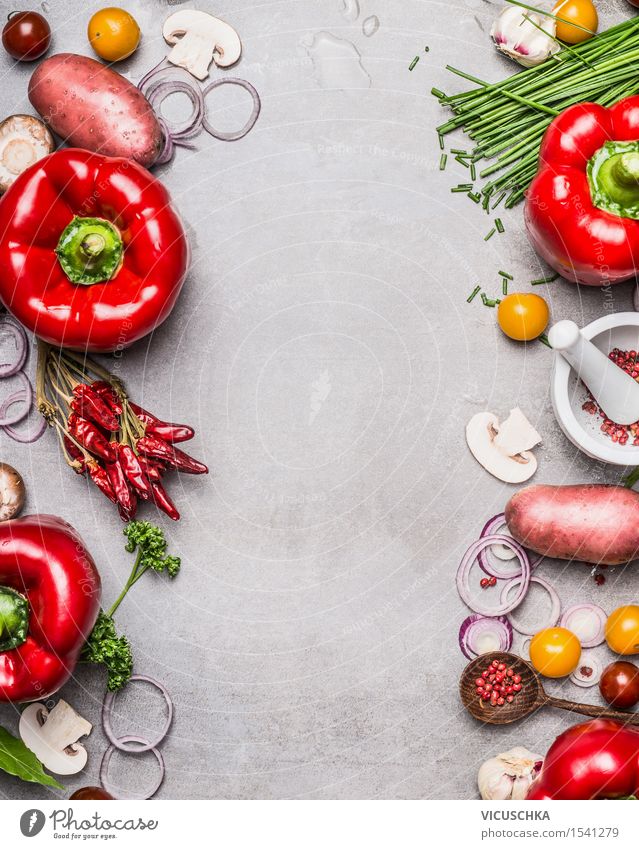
[570,654,603,687]
[478,512,542,579]
[457,535,531,616]
[100,735,165,800]
[500,575,561,635]
[458,613,513,659]
[0,319,27,378]
[102,674,173,753]
[202,77,261,142]
[0,373,33,427]
[560,604,607,648]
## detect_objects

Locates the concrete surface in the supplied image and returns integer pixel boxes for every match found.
[0,0,634,800]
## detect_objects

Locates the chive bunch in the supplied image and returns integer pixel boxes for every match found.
[435,15,639,208]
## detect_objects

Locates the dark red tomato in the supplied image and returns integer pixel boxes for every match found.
[627,0,639,7]
[69,786,114,801]
[599,661,639,709]
[2,11,50,61]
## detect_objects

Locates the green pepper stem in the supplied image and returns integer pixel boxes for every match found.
[0,586,29,652]
[588,141,639,220]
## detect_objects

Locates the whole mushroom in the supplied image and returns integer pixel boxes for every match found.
[0,463,25,520]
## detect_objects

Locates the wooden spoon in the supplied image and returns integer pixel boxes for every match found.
[460,651,639,726]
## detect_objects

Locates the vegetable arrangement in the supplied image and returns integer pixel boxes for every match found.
[436,13,639,209]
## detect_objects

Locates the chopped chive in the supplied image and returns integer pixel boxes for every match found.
[424,46,429,52]
[531,273,559,285]
[498,270,513,280]
[455,155,470,168]
[450,148,468,155]
[409,56,420,71]
[502,278,508,296]
[470,162,476,181]
[468,192,481,203]
[451,185,471,193]
[467,285,481,303]
[495,218,504,234]
[481,292,488,305]
[438,133,444,150]
[483,297,498,308]
[484,227,496,241]
[539,333,551,347]
[431,87,446,98]
[439,153,447,170]
[492,191,507,210]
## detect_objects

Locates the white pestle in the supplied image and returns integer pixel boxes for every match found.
[548,320,639,425]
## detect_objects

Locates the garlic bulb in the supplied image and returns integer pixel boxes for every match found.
[478,746,544,800]
[490,6,560,68]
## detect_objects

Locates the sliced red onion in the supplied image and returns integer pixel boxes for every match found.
[501,575,561,635]
[100,735,165,800]
[0,373,32,426]
[521,636,532,658]
[570,654,603,687]
[478,512,542,579]
[102,674,173,753]
[0,319,27,378]
[457,535,531,616]
[202,78,261,142]
[0,382,45,443]
[560,604,607,648]
[459,613,513,659]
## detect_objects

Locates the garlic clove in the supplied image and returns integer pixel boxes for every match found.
[490,5,560,68]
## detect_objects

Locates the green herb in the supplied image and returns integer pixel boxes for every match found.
[481,292,488,305]
[470,162,476,181]
[437,16,639,207]
[409,55,420,71]
[451,184,472,193]
[81,611,133,692]
[538,333,551,347]
[438,133,444,150]
[0,726,64,790]
[498,270,513,280]
[502,278,508,296]
[439,153,447,170]
[81,521,181,691]
[424,46,429,52]
[467,285,481,303]
[484,227,496,241]
[495,218,504,233]
[482,296,499,307]
[531,273,559,285]
[455,154,470,168]
[431,86,445,98]
[450,148,468,155]
[468,191,481,203]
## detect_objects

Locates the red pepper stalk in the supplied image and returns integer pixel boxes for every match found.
[36,341,208,522]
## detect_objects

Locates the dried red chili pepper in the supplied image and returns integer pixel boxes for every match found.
[68,413,116,464]
[136,435,208,475]
[106,460,136,519]
[70,384,119,431]
[117,444,152,500]
[130,402,194,443]
[64,436,86,474]
[91,380,123,416]
[86,460,117,504]
[138,456,165,483]
[150,480,180,521]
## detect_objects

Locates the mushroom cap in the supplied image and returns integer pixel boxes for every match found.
[0,462,26,521]
[0,115,54,193]
[162,10,242,68]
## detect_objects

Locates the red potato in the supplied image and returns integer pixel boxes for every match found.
[28,53,162,168]
[505,484,639,566]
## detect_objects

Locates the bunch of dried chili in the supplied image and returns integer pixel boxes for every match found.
[36,342,208,522]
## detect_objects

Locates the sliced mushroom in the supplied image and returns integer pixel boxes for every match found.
[0,115,54,193]
[19,700,92,776]
[163,10,242,80]
[0,463,25,521]
[466,410,541,483]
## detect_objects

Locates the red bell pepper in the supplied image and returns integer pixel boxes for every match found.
[0,148,189,351]
[0,514,101,702]
[526,96,639,286]
[527,719,639,800]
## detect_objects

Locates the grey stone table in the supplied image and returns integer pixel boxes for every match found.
[0,0,633,800]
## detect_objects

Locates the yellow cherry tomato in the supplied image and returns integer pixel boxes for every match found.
[530,627,581,678]
[88,7,140,62]
[497,293,549,342]
[552,0,598,44]
[605,605,639,656]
